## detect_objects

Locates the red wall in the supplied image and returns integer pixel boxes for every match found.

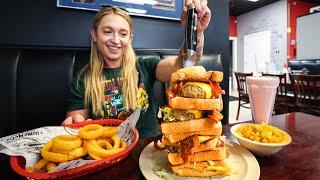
[288,0,318,60]
[229,16,237,37]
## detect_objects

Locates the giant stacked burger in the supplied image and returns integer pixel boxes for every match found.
[157,66,231,177]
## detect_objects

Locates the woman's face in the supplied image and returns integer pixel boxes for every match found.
[92,14,132,66]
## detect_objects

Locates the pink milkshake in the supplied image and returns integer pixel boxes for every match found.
[246,76,279,124]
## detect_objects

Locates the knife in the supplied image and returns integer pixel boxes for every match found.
[183,5,198,67]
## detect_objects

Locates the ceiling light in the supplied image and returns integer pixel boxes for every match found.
[248,0,259,2]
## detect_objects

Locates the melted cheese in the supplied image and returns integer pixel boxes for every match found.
[187,110,203,119]
[198,136,213,143]
[184,82,212,99]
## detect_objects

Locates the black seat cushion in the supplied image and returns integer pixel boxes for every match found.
[0,48,21,137]
[16,49,74,132]
[73,50,90,76]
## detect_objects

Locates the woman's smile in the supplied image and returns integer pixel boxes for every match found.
[107,44,121,53]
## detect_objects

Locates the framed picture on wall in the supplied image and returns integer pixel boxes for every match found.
[57,0,101,11]
[57,0,183,20]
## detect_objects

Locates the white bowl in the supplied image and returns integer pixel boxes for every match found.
[230,123,292,156]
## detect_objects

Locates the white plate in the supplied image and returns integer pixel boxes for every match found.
[139,140,260,180]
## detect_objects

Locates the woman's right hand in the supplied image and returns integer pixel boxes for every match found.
[181,0,211,32]
[61,109,90,125]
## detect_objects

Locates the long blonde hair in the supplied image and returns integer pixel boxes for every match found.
[79,7,138,117]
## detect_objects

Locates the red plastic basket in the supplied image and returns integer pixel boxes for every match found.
[10,119,139,179]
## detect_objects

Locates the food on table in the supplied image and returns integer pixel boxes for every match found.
[46,162,57,172]
[52,135,82,150]
[28,124,125,173]
[79,124,104,139]
[157,66,231,177]
[27,159,49,172]
[236,123,291,143]
[167,66,224,112]
[83,135,126,160]
[41,139,87,163]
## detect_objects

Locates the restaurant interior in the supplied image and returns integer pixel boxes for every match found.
[0,0,319,179]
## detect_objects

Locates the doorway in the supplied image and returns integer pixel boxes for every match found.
[244,30,271,74]
[229,36,252,124]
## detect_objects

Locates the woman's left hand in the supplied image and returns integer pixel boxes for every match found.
[181,0,211,32]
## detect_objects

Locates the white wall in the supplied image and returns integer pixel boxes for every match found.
[297,12,320,59]
[237,0,287,72]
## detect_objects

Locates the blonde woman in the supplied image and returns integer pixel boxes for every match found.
[62,0,211,139]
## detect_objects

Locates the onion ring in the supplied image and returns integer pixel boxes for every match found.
[52,135,82,151]
[88,152,102,160]
[68,147,87,157]
[120,140,126,149]
[32,159,49,172]
[83,141,102,160]
[51,145,87,158]
[46,162,57,172]
[101,126,118,137]
[111,135,120,149]
[50,146,71,154]
[96,138,113,150]
[84,139,126,158]
[41,140,79,163]
[79,124,104,139]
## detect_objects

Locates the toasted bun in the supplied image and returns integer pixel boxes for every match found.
[163,126,222,144]
[164,131,221,144]
[210,71,224,83]
[168,95,223,111]
[161,119,222,135]
[168,146,227,165]
[171,161,231,177]
[162,137,220,153]
[171,66,223,83]
[193,138,220,153]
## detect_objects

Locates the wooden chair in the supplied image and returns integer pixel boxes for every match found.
[262,73,288,114]
[290,74,320,116]
[234,72,253,120]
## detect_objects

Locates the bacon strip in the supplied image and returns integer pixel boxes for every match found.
[209,81,225,96]
[153,136,166,151]
[180,135,200,163]
[208,110,224,122]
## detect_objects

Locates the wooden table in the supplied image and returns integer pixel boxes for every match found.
[1,112,319,179]
[224,112,320,179]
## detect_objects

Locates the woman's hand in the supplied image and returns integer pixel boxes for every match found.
[61,109,90,125]
[156,0,211,82]
[181,0,211,32]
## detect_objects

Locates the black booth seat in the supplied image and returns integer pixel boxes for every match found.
[0,47,223,138]
[288,59,320,74]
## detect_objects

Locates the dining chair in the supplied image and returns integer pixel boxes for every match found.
[234,72,253,120]
[290,74,320,116]
[262,73,289,114]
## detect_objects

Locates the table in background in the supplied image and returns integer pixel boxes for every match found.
[1,112,319,179]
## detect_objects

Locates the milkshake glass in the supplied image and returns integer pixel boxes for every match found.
[246,76,279,124]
